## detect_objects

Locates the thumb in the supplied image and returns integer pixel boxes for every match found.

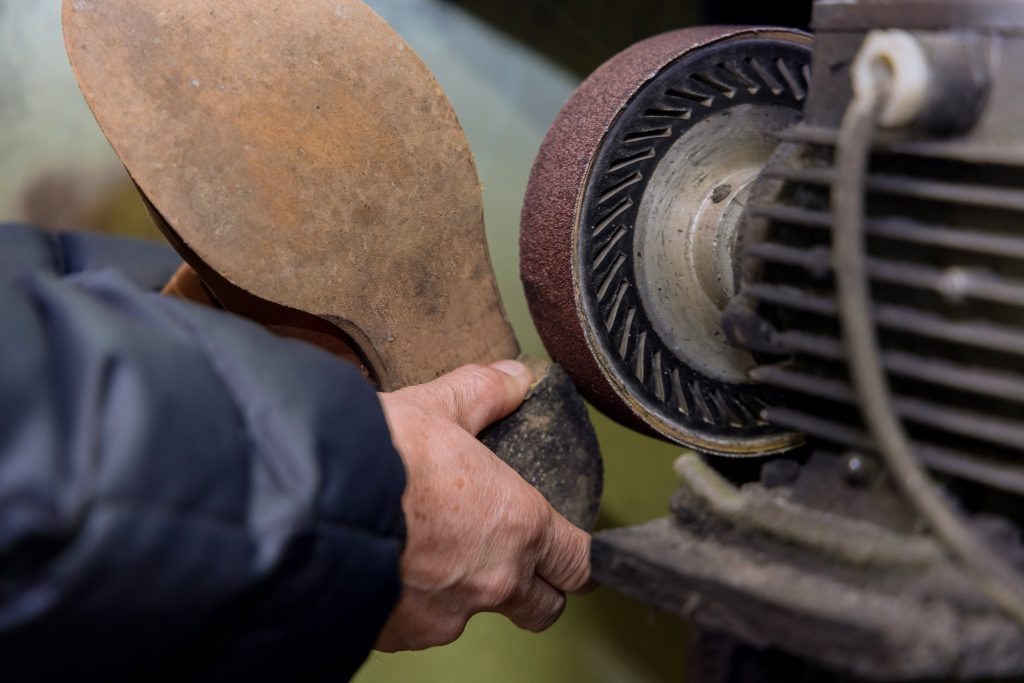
[395,361,535,435]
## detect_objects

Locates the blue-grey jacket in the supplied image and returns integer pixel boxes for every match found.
[0,225,406,680]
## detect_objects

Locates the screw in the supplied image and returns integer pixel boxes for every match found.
[711,184,733,204]
[843,452,876,487]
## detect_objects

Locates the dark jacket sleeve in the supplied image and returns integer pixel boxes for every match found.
[0,226,406,681]
[0,222,183,290]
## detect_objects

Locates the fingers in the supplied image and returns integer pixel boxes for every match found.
[497,577,567,633]
[535,511,592,594]
[398,361,535,435]
[380,576,566,652]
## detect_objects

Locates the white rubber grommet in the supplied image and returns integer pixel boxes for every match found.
[852,30,931,128]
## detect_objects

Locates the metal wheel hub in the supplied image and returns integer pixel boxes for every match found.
[634,102,802,384]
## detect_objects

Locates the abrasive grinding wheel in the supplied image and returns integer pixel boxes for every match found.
[521,27,812,456]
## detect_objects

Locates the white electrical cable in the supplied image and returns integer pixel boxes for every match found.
[852,30,931,129]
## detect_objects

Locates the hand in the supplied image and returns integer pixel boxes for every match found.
[375,361,592,652]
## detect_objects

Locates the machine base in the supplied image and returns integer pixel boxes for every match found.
[592,455,1024,681]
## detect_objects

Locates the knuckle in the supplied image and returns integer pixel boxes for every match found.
[474,571,519,608]
[517,492,552,544]
[457,364,505,400]
[424,381,466,427]
[554,533,592,590]
[477,363,515,391]
[460,363,502,386]
[497,490,547,546]
[433,365,502,427]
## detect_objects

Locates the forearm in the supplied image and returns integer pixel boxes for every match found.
[0,270,405,680]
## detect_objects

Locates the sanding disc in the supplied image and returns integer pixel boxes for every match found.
[521,27,812,456]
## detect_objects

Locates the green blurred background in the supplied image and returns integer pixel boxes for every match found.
[0,0,761,680]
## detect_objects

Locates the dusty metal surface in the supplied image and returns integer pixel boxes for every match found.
[520,27,809,455]
[811,0,1024,32]
[593,453,1024,681]
[64,0,517,390]
[593,516,1024,681]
